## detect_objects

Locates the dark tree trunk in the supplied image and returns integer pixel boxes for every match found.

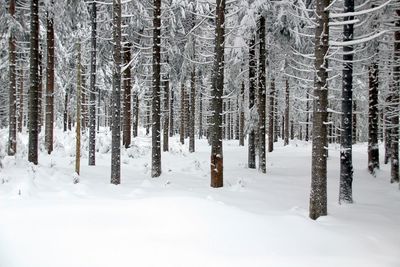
[180,82,185,144]
[28,0,40,165]
[189,69,195,152]
[199,90,203,139]
[151,0,162,177]
[111,0,122,184]
[339,0,354,204]
[37,47,43,132]
[368,63,379,175]
[81,66,87,131]
[284,79,290,146]
[17,62,23,133]
[274,95,279,142]
[45,2,55,155]
[258,16,266,173]
[309,0,330,220]
[169,89,174,137]
[391,12,400,183]
[239,81,245,146]
[8,0,17,155]
[268,79,275,153]
[163,77,169,152]
[290,120,294,140]
[305,87,310,141]
[88,1,97,165]
[248,36,256,168]
[132,91,139,137]
[75,42,82,176]
[352,100,357,144]
[210,0,225,188]
[123,44,132,149]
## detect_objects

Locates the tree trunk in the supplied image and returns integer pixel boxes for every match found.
[352,100,357,144]
[75,42,82,176]
[180,82,185,144]
[309,0,330,220]
[45,2,55,155]
[290,120,294,140]
[268,79,275,153]
[305,87,310,141]
[88,1,97,165]
[28,0,40,165]
[248,35,256,168]
[132,91,139,137]
[17,62,23,133]
[339,0,354,204]
[284,79,290,146]
[274,95,279,142]
[210,0,225,188]
[239,81,245,146]
[111,0,122,184]
[38,47,43,132]
[189,69,195,152]
[368,63,379,175]
[199,89,203,139]
[163,77,169,152]
[151,0,162,177]
[123,44,132,148]
[258,15,266,173]
[169,89,174,137]
[64,87,69,132]
[391,11,400,183]
[8,0,17,156]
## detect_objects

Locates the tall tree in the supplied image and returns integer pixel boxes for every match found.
[309,0,330,220]
[368,63,379,174]
[28,0,40,165]
[111,0,122,184]
[123,44,132,149]
[210,0,225,188]
[8,0,17,156]
[258,15,266,173]
[75,42,82,176]
[180,82,185,144]
[88,1,97,166]
[239,81,245,146]
[163,77,169,152]
[45,0,55,154]
[339,0,354,204]
[248,36,256,169]
[284,79,290,146]
[152,0,162,177]
[268,79,275,153]
[189,69,195,153]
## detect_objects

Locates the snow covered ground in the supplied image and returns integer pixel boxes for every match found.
[0,129,399,267]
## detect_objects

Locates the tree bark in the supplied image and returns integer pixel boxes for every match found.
[258,15,266,173]
[180,82,185,144]
[28,0,40,165]
[309,0,330,220]
[8,0,17,156]
[248,35,256,168]
[189,69,195,152]
[111,0,122,184]
[169,89,174,137]
[239,81,245,146]
[210,0,225,188]
[163,77,169,152]
[17,61,23,133]
[368,63,379,175]
[284,79,290,146]
[123,44,132,148]
[132,91,139,137]
[339,0,354,204]
[151,0,162,177]
[75,42,82,176]
[352,100,357,144]
[45,2,55,155]
[88,1,97,165]
[268,79,275,153]
[199,89,203,139]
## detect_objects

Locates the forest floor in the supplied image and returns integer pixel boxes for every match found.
[0,128,399,267]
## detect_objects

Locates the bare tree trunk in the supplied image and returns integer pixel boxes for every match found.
[132,91,139,137]
[189,69,195,152]
[352,100,357,144]
[310,0,330,220]
[123,44,132,148]
[284,79,290,146]
[169,89,174,137]
[368,63,379,175]
[339,0,354,204]
[38,48,43,132]
[88,1,97,165]
[239,81,245,146]
[274,95,279,142]
[248,36,256,168]
[111,0,122,184]
[268,79,275,153]
[199,89,203,139]
[180,82,185,144]
[163,77,169,152]
[151,0,162,177]
[258,15,266,173]
[64,87,69,132]
[17,62,23,133]
[45,2,55,155]
[75,42,82,176]
[210,0,225,188]
[81,66,87,131]
[290,120,294,140]
[8,0,17,156]
[391,12,400,183]
[28,0,40,165]
[305,87,310,141]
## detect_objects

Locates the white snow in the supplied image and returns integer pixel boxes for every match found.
[0,128,399,267]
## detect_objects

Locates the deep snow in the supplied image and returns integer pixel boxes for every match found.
[0,128,399,267]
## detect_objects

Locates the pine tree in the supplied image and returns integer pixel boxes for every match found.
[284,79,290,146]
[258,15,266,173]
[28,0,40,165]
[123,44,132,149]
[8,0,17,156]
[368,63,379,174]
[75,42,82,176]
[248,36,256,169]
[309,0,330,220]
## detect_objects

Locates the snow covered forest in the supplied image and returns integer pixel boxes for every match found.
[0,0,399,266]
